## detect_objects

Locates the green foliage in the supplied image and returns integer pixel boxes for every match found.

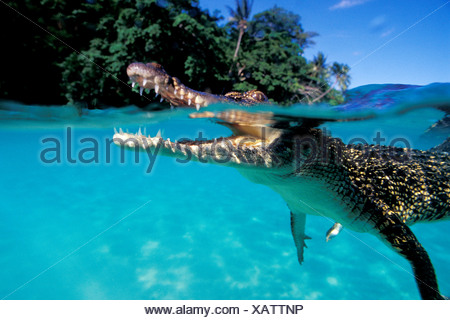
[227,0,253,27]
[57,0,229,107]
[249,6,318,49]
[229,6,335,105]
[310,52,328,82]
[330,62,351,91]
[0,0,101,105]
[233,32,310,104]
[1,0,350,107]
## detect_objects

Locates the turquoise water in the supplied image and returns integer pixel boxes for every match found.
[0,83,449,299]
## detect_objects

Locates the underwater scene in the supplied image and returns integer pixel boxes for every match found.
[1,83,449,300]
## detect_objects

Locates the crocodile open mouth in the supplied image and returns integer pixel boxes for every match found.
[114,62,285,167]
[116,61,374,168]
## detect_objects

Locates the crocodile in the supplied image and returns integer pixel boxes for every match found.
[114,62,450,299]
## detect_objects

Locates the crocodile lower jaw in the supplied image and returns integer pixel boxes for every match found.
[113,129,278,168]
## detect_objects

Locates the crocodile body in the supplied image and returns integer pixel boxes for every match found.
[115,62,450,299]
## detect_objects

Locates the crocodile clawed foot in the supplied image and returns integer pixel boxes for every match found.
[326,223,343,242]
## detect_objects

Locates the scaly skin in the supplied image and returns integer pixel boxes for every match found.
[115,61,450,299]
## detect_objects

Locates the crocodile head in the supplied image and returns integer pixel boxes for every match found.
[114,62,327,171]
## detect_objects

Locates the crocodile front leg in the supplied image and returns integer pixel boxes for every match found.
[326,222,343,242]
[378,216,444,300]
[290,211,311,264]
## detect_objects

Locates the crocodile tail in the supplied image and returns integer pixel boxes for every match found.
[378,216,444,299]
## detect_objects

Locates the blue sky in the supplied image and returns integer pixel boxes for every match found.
[199,0,450,88]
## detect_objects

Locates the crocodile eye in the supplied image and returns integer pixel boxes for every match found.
[146,62,164,72]
[249,90,268,102]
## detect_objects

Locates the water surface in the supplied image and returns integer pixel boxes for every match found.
[1,83,449,299]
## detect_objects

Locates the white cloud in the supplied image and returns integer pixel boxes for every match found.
[141,240,159,257]
[330,0,370,10]
[137,268,158,289]
[368,15,394,38]
[380,27,395,38]
[370,15,387,30]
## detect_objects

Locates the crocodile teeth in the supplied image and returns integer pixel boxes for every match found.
[131,82,136,88]
[155,84,160,94]
[174,89,177,95]
[114,127,118,134]
[125,139,137,147]
[190,145,199,156]
[143,79,147,86]
[143,138,153,148]
[139,87,144,96]
[156,129,162,138]
[119,128,124,134]
[194,95,204,105]
[138,128,142,136]
[165,139,176,152]
[160,97,164,103]
[196,104,200,111]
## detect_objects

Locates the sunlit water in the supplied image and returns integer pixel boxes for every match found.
[0,83,449,299]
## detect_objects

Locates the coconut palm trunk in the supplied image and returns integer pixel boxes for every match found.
[311,62,350,103]
[233,27,245,60]
[227,0,253,77]
[311,77,338,103]
[228,27,245,76]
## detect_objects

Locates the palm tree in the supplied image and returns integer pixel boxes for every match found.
[297,31,319,49]
[227,0,253,76]
[335,63,351,91]
[310,52,328,80]
[311,62,350,103]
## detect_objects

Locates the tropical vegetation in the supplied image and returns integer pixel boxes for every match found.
[0,0,350,108]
